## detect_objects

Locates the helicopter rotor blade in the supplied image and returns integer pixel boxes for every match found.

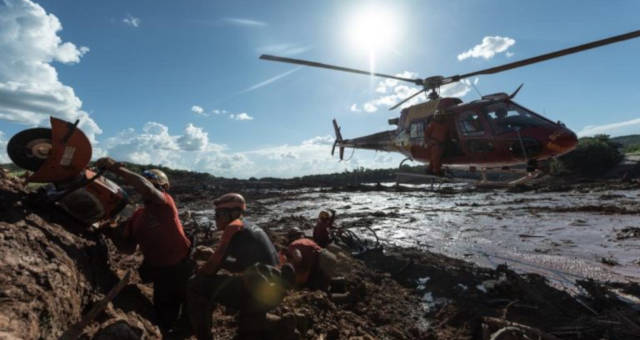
[445,29,640,83]
[389,88,426,111]
[259,54,422,85]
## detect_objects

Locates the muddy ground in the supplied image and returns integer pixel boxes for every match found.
[1,166,640,339]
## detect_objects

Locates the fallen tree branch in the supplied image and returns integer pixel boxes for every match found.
[483,316,563,340]
[611,310,640,335]
[60,270,132,340]
[501,300,518,319]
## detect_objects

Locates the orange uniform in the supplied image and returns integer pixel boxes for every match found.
[287,238,322,286]
[425,120,448,144]
[313,219,332,248]
[127,192,191,267]
[425,120,449,175]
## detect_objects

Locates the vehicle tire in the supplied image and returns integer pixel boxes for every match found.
[7,128,53,171]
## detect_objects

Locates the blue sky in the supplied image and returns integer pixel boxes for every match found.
[1,0,639,178]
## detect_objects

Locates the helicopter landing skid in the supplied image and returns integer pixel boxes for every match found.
[507,169,546,186]
[474,168,547,188]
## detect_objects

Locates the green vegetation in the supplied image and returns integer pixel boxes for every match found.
[623,143,640,154]
[611,134,640,148]
[551,134,623,176]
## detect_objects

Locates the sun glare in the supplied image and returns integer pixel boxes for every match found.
[347,6,399,54]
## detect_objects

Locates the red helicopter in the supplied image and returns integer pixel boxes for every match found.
[261,29,640,182]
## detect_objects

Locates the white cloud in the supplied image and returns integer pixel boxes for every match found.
[0,0,101,142]
[212,109,227,115]
[191,105,205,115]
[363,103,377,113]
[244,137,407,178]
[177,123,209,151]
[577,117,640,137]
[101,122,253,176]
[258,43,312,56]
[441,78,475,98]
[97,122,412,178]
[221,17,267,27]
[372,72,415,94]
[123,14,140,28]
[0,131,9,163]
[302,135,333,146]
[351,73,476,113]
[229,113,253,121]
[457,36,516,61]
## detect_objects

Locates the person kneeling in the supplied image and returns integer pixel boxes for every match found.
[281,228,337,291]
[187,193,284,340]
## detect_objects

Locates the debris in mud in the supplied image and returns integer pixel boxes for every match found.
[616,226,640,240]
[569,218,589,226]
[537,204,640,215]
[601,257,619,266]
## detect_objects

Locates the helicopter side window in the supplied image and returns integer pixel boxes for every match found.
[458,112,485,136]
[487,103,555,134]
[409,121,424,139]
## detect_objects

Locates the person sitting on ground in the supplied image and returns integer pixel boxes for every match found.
[187,193,283,340]
[312,209,336,248]
[281,227,337,291]
[95,157,192,335]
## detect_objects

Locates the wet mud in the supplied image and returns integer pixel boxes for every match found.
[2,166,640,339]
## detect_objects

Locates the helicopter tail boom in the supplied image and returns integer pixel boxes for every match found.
[332,119,398,160]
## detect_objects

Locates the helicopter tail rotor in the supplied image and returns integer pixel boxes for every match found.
[332,119,345,160]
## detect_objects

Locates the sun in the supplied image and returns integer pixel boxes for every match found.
[347,6,399,54]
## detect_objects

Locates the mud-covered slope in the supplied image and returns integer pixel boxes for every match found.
[0,169,160,339]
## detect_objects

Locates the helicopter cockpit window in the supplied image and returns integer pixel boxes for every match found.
[487,103,555,134]
[458,112,485,136]
[410,121,424,139]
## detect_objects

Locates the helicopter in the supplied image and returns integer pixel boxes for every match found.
[260,29,640,181]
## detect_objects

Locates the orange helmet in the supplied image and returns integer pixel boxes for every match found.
[214,192,246,211]
[287,227,304,241]
[142,169,170,190]
[318,210,330,220]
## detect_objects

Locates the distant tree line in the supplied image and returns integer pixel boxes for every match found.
[3,134,635,183]
[550,134,624,177]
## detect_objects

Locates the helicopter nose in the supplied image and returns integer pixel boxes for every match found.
[546,128,578,155]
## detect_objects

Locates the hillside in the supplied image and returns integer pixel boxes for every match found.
[611,134,640,147]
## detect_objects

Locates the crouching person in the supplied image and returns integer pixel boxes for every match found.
[187,193,283,340]
[282,228,337,290]
[312,209,336,248]
[96,158,193,335]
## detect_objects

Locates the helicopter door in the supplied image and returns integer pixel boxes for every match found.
[409,120,425,142]
[457,111,495,159]
[408,120,429,159]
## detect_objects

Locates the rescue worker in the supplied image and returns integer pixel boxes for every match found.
[312,209,335,248]
[187,193,282,340]
[282,227,337,291]
[95,157,192,335]
[425,112,450,176]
